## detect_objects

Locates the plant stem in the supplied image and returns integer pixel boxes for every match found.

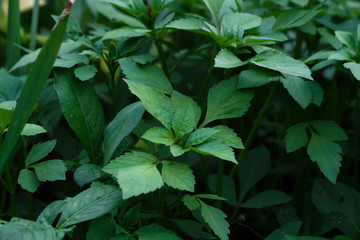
[30,0,40,50]
[6,0,21,71]
[155,40,169,77]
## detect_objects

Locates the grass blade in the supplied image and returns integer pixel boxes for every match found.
[30,0,40,50]
[0,3,74,174]
[6,0,21,70]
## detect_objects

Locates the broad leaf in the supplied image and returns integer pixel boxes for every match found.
[251,50,313,80]
[285,123,308,153]
[86,216,116,240]
[18,169,40,193]
[265,221,302,240]
[335,31,357,51]
[172,108,196,139]
[135,224,182,240]
[192,139,236,163]
[74,164,104,187]
[200,200,229,240]
[20,124,47,136]
[208,174,237,206]
[212,125,244,149]
[281,75,313,109]
[0,108,13,133]
[37,200,66,225]
[310,121,348,141]
[222,12,261,30]
[171,91,201,128]
[241,190,292,208]
[186,128,219,147]
[344,62,360,81]
[74,65,97,81]
[162,161,195,192]
[170,144,191,157]
[25,140,57,167]
[103,151,163,199]
[238,69,279,89]
[31,160,67,182]
[172,219,215,239]
[142,127,175,146]
[182,194,200,211]
[214,49,246,68]
[202,0,225,21]
[54,69,105,162]
[57,185,123,228]
[104,102,145,164]
[102,28,150,40]
[307,133,342,183]
[202,78,253,126]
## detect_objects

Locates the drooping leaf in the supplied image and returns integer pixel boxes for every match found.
[54,69,105,162]
[310,121,348,141]
[307,133,343,183]
[192,139,236,163]
[142,127,175,146]
[57,185,123,228]
[238,69,280,89]
[25,140,57,167]
[251,50,313,80]
[200,200,230,240]
[74,65,98,81]
[285,123,308,153]
[135,224,182,240]
[31,160,67,182]
[344,62,360,81]
[264,221,302,240]
[212,125,244,149]
[74,164,104,187]
[281,75,313,109]
[238,146,271,200]
[86,216,116,240]
[162,161,195,192]
[17,169,40,193]
[103,151,163,199]
[241,190,292,208]
[202,78,253,126]
[214,49,246,68]
[103,102,145,164]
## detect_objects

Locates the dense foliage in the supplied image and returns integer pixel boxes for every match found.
[0,0,360,239]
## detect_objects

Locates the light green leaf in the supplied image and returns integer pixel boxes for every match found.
[102,28,150,40]
[238,146,271,200]
[335,31,357,51]
[170,144,190,157]
[307,133,342,183]
[192,139,236,163]
[31,160,67,182]
[74,65,97,81]
[317,27,342,50]
[285,123,308,153]
[20,124,47,136]
[121,62,173,94]
[186,128,219,147]
[57,185,123,228]
[202,0,225,21]
[0,69,23,102]
[166,18,209,33]
[344,62,360,81]
[74,164,104,188]
[281,75,313,109]
[54,69,105,162]
[17,169,40,193]
[171,91,201,128]
[182,194,200,211]
[86,216,116,240]
[103,151,163,199]
[104,102,145,164]
[241,190,292,208]
[172,108,196,139]
[214,49,246,68]
[310,121,348,141]
[25,140,57,167]
[265,221,302,240]
[212,125,244,149]
[200,200,229,240]
[135,224,182,240]
[203,78,253,126]
[162,161,195,192]
[125,80,173,130]
[0,101,16,110]
[194,194,227,201]
[222,12,261,30]
[251,50,313,80]
[142,127,175,146]
[238,69,279,89]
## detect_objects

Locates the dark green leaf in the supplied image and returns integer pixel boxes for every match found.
[25,140,56,167]
[241,190,292,208]
[285,123,308,153]
[135,224,182,240]
[264,221,302,240]
[310,121,348,141]
[74,164,104,187]
[238,69,279,89]
[200,200,229,240]
[74,65,97,81]
[31,160,67,182]
[86,216,116,240]
[281,75,313,109]
[17,169,40,193]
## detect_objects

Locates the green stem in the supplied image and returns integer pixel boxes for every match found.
[30,0,40,50]
[6,0,21,71]
[229,86,275,178]
[155,40,169,77]
[198,65,215,106]
[216,160,224,209]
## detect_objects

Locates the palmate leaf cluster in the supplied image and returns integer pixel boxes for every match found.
[0,0,360,239]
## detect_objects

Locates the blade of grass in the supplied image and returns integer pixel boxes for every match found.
[7,0,21,71]
[0,2,74,174]
[30,0,40,50]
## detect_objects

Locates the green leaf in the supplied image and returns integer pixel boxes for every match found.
[74,65,97,81]
[284,236,328,240]
[203,78,253,126]
[214,49,246,68]
[142,127,175,146]
[172,219,215,239]
[86,216,116,240]
[194,194,227,201]
[170,144,190,157]
[74,164,104,188]
[54,69,105,162]
[162,161,195,192]
[238,146,271,200]
[335,31,357,51]
[199,200,229,240]
[238,69,280,89]
[317,27,342,50]
[208,174,237,205]
[202,0,225,21]
[103,151,163,199]
[285,123,308,153]
[280,75,313,109]
[241,190,292,208]
[121,62,173,94]
[25,140,57,167]
[307,133,342,183]
[17,169,40,193]
[104,102,145,164]
[0,108,13,133]
[192,139,236,163]
[171,91,201,128]
[6,0,20,70]
[182,194,200,211]
[212,125,244,149]
[135,224,182,240]
[31,160,67,182]
[172,108,196,139]
[344,62,360,81]
[102,28,150,40]
[186,128,219,147]
[309,81,324,106]
[0,218,65,240]
[251,50,313,80]
[125,80,173,130]
[264,221,302,240]
[310,121,348,141]
[166,18,209,33]
[37,200,66,225]
[19,124,47,136]
[57,185,123,228]
[222,12,261,30]
[0,7,70,173]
